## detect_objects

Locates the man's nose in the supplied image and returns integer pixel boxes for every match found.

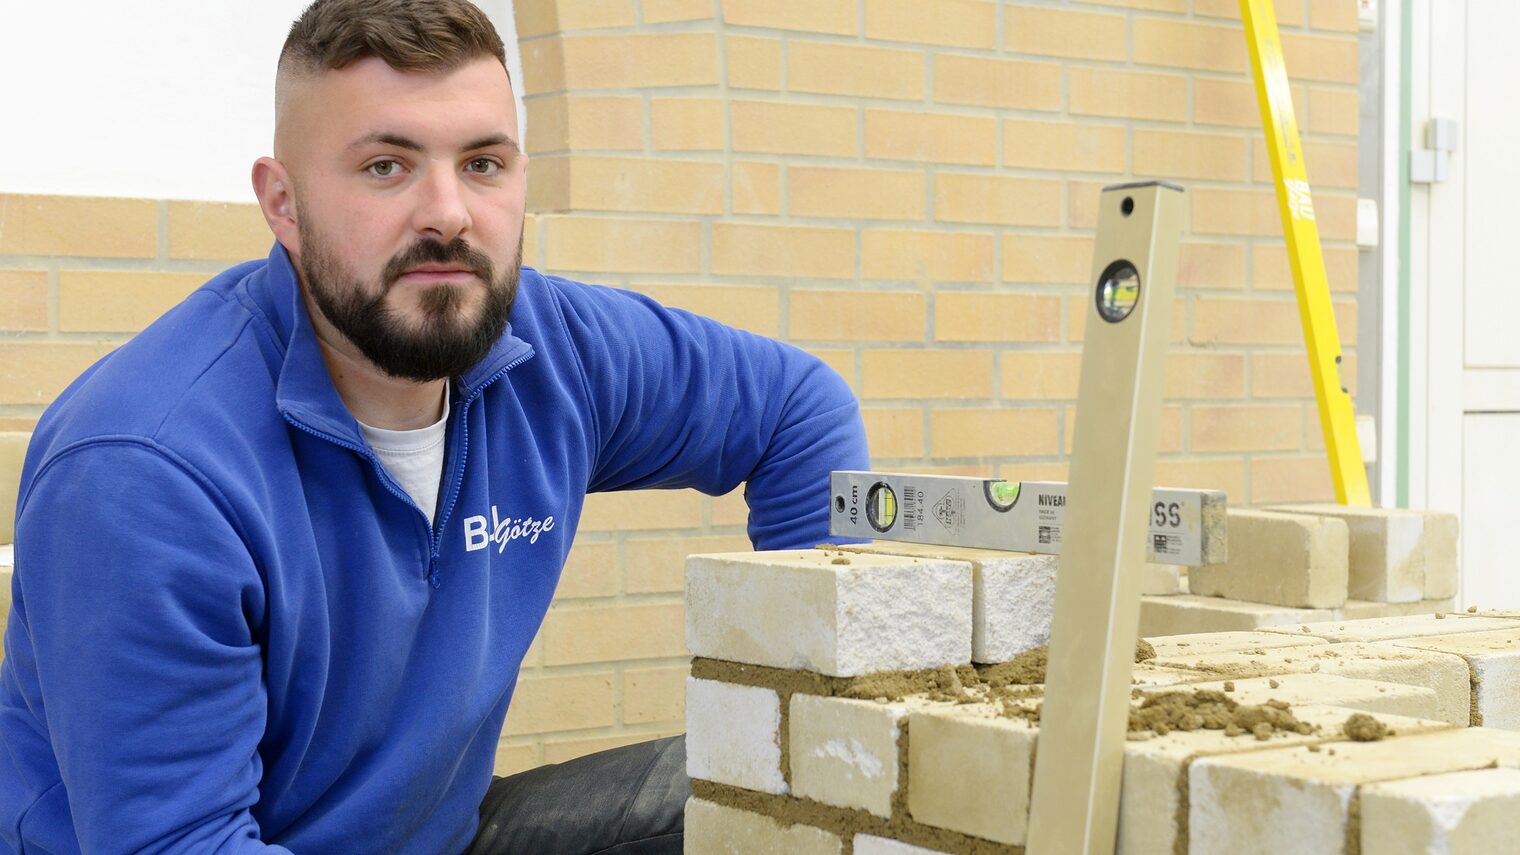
[412,166,472,243]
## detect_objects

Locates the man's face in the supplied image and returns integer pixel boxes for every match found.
[275,55,526,381]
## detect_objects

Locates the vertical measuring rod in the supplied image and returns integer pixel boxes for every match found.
[1025,182,1184,855]
[1241,0,1371,506]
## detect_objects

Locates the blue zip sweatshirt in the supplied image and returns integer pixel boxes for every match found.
[0,243,868,854]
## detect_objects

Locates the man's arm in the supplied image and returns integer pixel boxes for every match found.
[554,280,869,550]
[11,440,291,854]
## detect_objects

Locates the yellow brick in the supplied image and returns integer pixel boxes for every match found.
[1067,179,1108,230]
[865,0,996,49]
[930,407,1061,457]
[514,0,636,37]
[788,41,925,101]
[0,342,117,405]
[555,33,719,89]
[523,215,541,268]
[731,101,857,157]
[652,98,724,151]
[1000,351,1082,400]
[0,270,48,331]
[1134,129,1249,182]
[789,167,925,221]
[860,349,994,399]
[643,0,713,24]
[726,35,781,89]
[554,540,619,599]
[732,161,781,215]
[722,0,857,35]
[1308,86,1360,136]
[525,95,643,153]
[863,407,924,458]
[504,671,615,735]
[1154,457,1247,498]
[1178,242,1246,290]
[166,202,270,261]
[1309,0,1360,32]
[808,349,856,386]
[1282,32,1359,84]
[1070,295,1185,343]
[1193,0,1304,25]
[541,602,686,665]
[1084,0,1185,10]
[1134,19,1247,73]
[790,290,926,342]
[712,223,854,279]
[1249,455,1335,504]
[1063,404,1184,453]
[0,195,157,259]
[58,271,204,333]
[1253,353,1359,399]
[1070,68,1188,122]
[625,534,750,594]
[1166,352,1246,399]
[633,284,781,338]
[865,110,997,167]
[530,157,724,215]
[933,55,1061,111]
[1002,120,1126,173]
[862,230,995,283]
[623,666,690,725]
[935,292,1062,343]
[935,174,1061,227]
[1191,404,1303,452]
[1251,137,1359,189]
[1192,297,1301,345]
[1252,244,1358,293]
[543,733,671,764]
[541,216,702,274]
[520,39,568,95]
[579,489,703,531]
[0,416,38,432]
[1004,6,1127,61]
[1193,78,1307,130]
[1002,235,1094,284]
[492,742,539,776]
[1194,189,1354,242]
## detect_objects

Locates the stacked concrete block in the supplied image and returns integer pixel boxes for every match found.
[1261,613,1519,643]
[1140,594,1337,636]
[1360,768,1520,854]
[684,797,842,853]
[1392,629,1520,728]
[686,677,787,793]
[790,694,916,818]
[1267,503,1460,602]
[1145,630,1330,658]
[1188,509,1349,609]
[1138,673,1442,721]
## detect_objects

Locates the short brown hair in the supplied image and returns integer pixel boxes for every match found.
[280,0,507,77]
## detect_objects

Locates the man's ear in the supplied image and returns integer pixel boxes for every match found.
[252,157,300,254]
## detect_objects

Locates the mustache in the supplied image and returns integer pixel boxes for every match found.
[382,237,494,287]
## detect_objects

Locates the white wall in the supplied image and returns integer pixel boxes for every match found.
[0,1,524,204]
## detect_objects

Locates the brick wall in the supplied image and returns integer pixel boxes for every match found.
[0,0,1360,772]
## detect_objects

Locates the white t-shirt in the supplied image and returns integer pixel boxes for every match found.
[356,387,449,526]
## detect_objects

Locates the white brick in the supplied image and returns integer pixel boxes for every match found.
[1361,768,1520,855]
[685,678,786,793]
[907,706,1035,845]
[685,549,972,676]
[1269,504,1459,601]
[1189,729,1520,855]
[789,695,909,818]
[1146,630,1331,658]
[1150,642,1473,725]
[1140,593,1336,636]
[1140,673,1440,721]
[1340,597,1458,620]
[683,797,842,854]
[1188,510,1349,609]
[1260,613,1520,643]
[1394,628,1520,728]
[852,836,947,855]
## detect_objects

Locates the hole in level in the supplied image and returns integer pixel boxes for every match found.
[1121,196,1135,216]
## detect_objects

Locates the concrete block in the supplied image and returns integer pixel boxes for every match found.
[789,694,908,818]
[852,836,947,855]
[1131,663,1218,687]
[1188,510,1349,609]
[1189,728,1520,855]
[1267,504,1429,602]
[1140,593,1335,636]
[1260,613,1519,643]
[685,678,786,793]
[1146,630,1330,658]
[1424,512,1460,599]
[683,797,842,854]
[836,541,1057,661]
[685,549,972,676]
[1149,642,1473,725]
[1394,628,1520,728]
[907,705,1036,846]
[1120,705,1451,855]
[1361,768,1520,855]
[1338,597,1457,620]
[1139,673,1441,721]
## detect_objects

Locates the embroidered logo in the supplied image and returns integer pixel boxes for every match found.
[464,505,556,553]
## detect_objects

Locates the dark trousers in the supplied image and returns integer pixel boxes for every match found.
[462,735,689,855]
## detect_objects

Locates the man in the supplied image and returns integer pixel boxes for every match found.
[0,1,868,852]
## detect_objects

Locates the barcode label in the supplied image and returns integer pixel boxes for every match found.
[903,484,921,531]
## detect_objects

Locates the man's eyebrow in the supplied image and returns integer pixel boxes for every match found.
[462,134,521,154]
[346,131,522,154]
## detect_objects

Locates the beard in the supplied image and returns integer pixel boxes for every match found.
[296,219,521,382]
